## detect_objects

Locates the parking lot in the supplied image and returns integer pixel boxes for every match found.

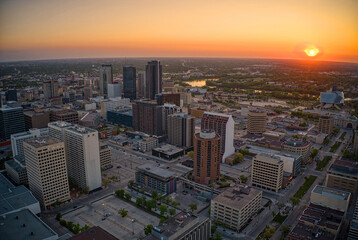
[63,195,160,239]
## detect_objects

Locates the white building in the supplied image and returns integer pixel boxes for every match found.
[48,121,73,141]
[64,125,102,191]
[100,97,130,118]
[11,128,49,158]
[108,83,122,98]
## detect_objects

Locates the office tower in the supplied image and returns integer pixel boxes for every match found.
[326,157,358,194]
[5,89,17,101]
[168,113,195,148]
[99,142,111,170]
[123,66,136,100]
[211,186,262,231]
[49,108,79,124]
[145,60,162,100]
[48,121,72,141]
[348,198,358,240]
[24,137,70,208]
[162,103,182,135]
[180,92,192,107]
[43,79,59,99]
[0,104,25,140]
[100,97,130,118]
[201,112,235,161]
[132,99,163,136]
[137,71,146,98]
[108,83,122,98]
[156,93,181,106]
[82,87,93,99]
[318,115,334,134]
[247,108,267,134]
[354,130,358,155]
[193,130,221,185]
[99,64,113,97]
[64,125,102,191]
[251,153,284,192]
[136,163,177,195]
[11,128,48,159]
[24,110,50,130]
[283,138,311,164]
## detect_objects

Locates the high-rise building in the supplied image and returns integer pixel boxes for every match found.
[348,198,358,240]
[5,89,17,102]
[251,153,284,192]
[156,93,181,106]
[48,121,73,141]
[318,115,334,134]
[162,103,182,135]
[99,142,112,170]
[123,66,136,100]
[108,83,122,98]
[132,99,163,136]
[64,126,102,191]
[201,112,235,161]
[49,108,79,124]
[24,110,50,130]
[168,113,195,148]
[24,137,70,208]
[145,60,162,100]
[193,130,221,185]
[43,79,59,99]
[247,108,267,134]
[11,128,48,159]
[137,71,146,98]
[99,64,113,97]
[211,186,262,231]
[100,97,130,118]
[354,130,358,155]
[82,87,93,99]
[0,104,25,140]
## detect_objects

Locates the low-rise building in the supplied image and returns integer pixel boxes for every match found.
[144,212,210,240]
[318,115,334,134]
[4,156,28,185]
[152,144,184,160]
[211,186,262,231]
[139,137,158,152]
[311,185,351,212]
[283,138,311,164]
[79,112,100,128]
[69,226,118,240]
[135,163,177,195]
[107,106,133,127]
[287,222,335,240]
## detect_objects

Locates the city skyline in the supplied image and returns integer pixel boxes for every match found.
[0,0,357,63]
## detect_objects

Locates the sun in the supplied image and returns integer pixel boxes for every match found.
[304,47,319,57]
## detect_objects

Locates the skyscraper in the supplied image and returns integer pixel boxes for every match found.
[108,83,122,98]
[162,103,182,135]
[201,112,235,161]
[43,79,59,99]
[99,64,113,97]
[137,71,146,98]
[0,104,25,140]
[145,60,162,100]
[24,137,70,208]
[123,66,136,100]
[193,130,221,185]
[132,99,163,136]
[247,108,267,134]
[168,113,195,148]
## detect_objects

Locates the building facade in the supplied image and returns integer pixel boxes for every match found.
[0,105,25,141]
[318,115,334,134]
[99,64,113,97]
[193,130,221,185]
[123,66,136,100]
[283,138,312,164]
[24,137,70,208]
[247,108,267,134]
[168,113,195,148]
[99,143,112,170]
[132,100,163,136]
[251,153,284,192]
[108,83,122,98]
[201,112,235,161]
[145,60,162,100]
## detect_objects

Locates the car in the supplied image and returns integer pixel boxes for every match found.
[117,165,121,169]
[102,217,106,220]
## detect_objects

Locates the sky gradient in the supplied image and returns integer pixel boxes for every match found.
[1,0,358,62]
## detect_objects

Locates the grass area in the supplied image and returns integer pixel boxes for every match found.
[329,141,342,153]
[315,156,332,171]
[293,175,317,200]
[273,213,287,224]
[339,132,346,140]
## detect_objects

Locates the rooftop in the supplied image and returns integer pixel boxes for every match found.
[66,125,97,135]
[48,121,73,128]
[288,222,335,240]
[153,144,184,155]
[245,145,301,160]
[284,138,311,147]
[320,91,344,104]
[212,186,262,210]
[312,185,351,201]
[329,158,358,176]
[69,226,118,240]
[137,163,176,180]
[203,111,231,119]
[24,137,62,148]
[0,209,58,240]
[171,112,194,119]
[5,159,25,173]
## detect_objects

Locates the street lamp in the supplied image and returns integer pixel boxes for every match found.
[131,218,135,235]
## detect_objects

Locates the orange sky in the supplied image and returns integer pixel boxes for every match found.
[0,0,357,62]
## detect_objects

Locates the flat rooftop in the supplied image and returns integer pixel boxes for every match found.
[329,158,358,176]
[245,145,301,160]
[203,111,231,118]
[212,186,262,210]
[0,209,58,240]
[66,125,97,134]
[153,144,183,155]
[5,159,25,172]
[284,138,311,147]
[24,137,62,148]
[137,163,176,179]
[312,185,351,201]
[69,226,118,240]
[48,121,73,128]
[289,222,335,240]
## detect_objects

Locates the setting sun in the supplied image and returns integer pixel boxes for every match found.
[304,48,320,57]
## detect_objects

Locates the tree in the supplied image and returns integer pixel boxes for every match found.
[151,190,158,200]
[56,212,62,221]
[118,208,128,217]
[128,180,134,188]
[171,201,180,207]
[103,179,111,187]
[233,153,244,165]
[158,205,168,216]
[310,149,319,159]
[264,227,276,239]
[169,208,176,216]
[189,203,197,212]
[290,196,300,206]
[136,198,143,206]
[144,224,154,235]
[281,225,291,239]
[187,151,194,158]
[124,193,131,201]
[115,189,125,198]
[211,224,217,234]
[272,211,276,217]
[212,233,223,240]
[146,199,156,211]
[239,175,248,183]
